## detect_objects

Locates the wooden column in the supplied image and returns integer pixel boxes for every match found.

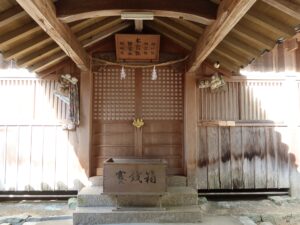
[184,71,198,187]
[77,70,93,177]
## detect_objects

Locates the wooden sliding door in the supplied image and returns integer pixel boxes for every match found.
[92,66,184,175]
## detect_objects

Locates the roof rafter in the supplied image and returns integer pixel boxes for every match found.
[145,21,194,51]
[4,18,103,61]
[261,0,300,21]
[0,5,27,28]
[56,0,217,25]
[31,22,131,73]
[16,0,90,71]
[244,10,295,38]
[187,0,257,73]
[18,17,123,67]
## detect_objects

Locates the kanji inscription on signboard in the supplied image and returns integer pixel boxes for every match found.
[115,34,160,61]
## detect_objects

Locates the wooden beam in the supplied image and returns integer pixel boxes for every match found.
[222,35,262,58]
[145,21,194,51]
[31,22,131,73]
[171,19,204,36]
[18,17,123,67]
[0,5,27,28]
[232,22,275,50]
[4,18,103,61]
[56,0,217,25]
[244,10,295,38]
[154,18,198,43]
[16,0,90,71]
[0,22,41,49]
[261,0,300,21]
[214,43,250,65]
[188,0,257,73]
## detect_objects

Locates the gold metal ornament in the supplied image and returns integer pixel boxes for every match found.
[133,118,144,128]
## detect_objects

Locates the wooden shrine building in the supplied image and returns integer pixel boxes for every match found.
[0,0,299,199]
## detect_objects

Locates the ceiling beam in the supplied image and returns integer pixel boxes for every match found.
[214,43,251,65]
[232,22,275,50]
[0,5,27,28]
[0,22,41,49]
[244,10,295,38]
[31,22,131,73]
[145,21,194,51]
[56,0,217,25]
[4,18,103,61]
[222,35,261,58]
[18,17,123,67]
[16,0,90,71]
[261,0,300,21]
[187,0,257,73]
[154,18,198,43]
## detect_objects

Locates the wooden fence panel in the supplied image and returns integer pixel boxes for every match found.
[0,126,6,190]
[197,127,208,189]
[220,127,232,189]
[207,127,220,189]
[265,127,278,188]
[197,125,290,190]
[230,127,244,189]
[198,82,239,121]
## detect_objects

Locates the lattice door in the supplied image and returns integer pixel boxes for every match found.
[92,66,184,175]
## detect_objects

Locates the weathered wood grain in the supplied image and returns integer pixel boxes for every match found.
[277,127,290,188]
[254,127,267,189]
[207,127,220,189]
[220,127,232,189]
[230,127,244,189]
[265,127,278,188]
[197,127,208,189]
[242,127,255,189]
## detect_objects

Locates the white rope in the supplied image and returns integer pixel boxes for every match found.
[90,55,189,68]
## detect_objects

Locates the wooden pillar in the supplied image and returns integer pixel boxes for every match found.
[184,71,198,188]
[77,70,93,177]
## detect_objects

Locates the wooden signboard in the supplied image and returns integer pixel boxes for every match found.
[103,158,167,195]
[115,34,160,61]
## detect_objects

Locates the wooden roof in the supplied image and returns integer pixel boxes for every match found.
[0,0,299,74]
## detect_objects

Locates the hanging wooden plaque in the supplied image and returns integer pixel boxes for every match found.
[115,34,160,61]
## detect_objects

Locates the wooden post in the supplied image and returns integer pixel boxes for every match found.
[184,71,198,187]
[77,70,93,177]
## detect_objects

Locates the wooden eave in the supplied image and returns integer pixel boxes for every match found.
[0,0,299,74]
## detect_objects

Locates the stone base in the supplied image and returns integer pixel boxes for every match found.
[73,206,202,225]
[77,186,198,207]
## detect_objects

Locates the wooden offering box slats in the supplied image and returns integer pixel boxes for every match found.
[103,158,167,195]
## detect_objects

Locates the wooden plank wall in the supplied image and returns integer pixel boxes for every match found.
[197,80,295,189]
[0,78,87,191]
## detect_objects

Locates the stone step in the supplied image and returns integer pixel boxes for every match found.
[73,206,202,224]
[88,175,187,187]
[78,186,198,207]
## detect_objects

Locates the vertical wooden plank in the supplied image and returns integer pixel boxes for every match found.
[197,127,208,189]
[277,127,290,188]
[0,126,7,190]
[16,126,32,191]
[5,126,19,191]
[55,126,69,190]
[207,126,220,189]
[220,127,232,189]
[254,127,267,189]
[184,73,198,187]
[242,127,255,189]
[230,127,244,189]
[42,126,57,190]
[30,126,44,190]
[266,127,278,188]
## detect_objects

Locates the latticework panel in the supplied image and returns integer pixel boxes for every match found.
[141,68,183,120]
[93,67,135,120]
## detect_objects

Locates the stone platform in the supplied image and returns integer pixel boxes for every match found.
[73,176,201,225]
